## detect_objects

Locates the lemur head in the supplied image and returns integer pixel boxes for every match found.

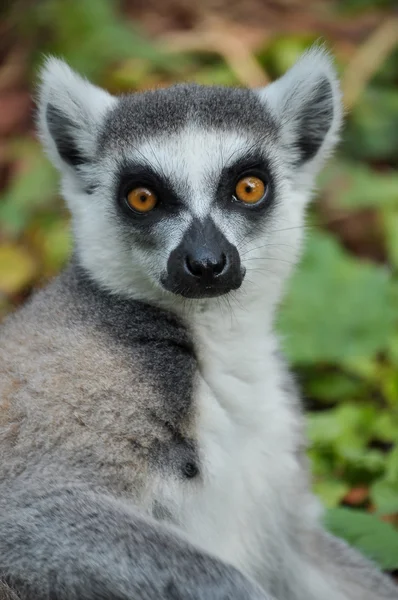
[38,47,342,310]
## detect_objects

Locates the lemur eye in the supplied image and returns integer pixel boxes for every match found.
[235,176,266,204]
[126,187,157,213]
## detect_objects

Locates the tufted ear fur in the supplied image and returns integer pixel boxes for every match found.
[257,46,342,170]
[37,57,116,173]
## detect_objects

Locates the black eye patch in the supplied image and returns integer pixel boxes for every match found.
[114,161,186,226]
[215,152,276,220]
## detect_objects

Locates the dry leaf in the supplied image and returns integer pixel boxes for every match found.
[0,243,37,297]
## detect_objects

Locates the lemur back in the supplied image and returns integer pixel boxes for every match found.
[0,47,397,600]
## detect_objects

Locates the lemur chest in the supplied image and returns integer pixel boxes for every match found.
[158,319,299,575]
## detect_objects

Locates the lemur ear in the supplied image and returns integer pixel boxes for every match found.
[37,57,116,172]
[257,47,342,168]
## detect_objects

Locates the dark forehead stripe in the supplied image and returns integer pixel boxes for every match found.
[99,83,278,148]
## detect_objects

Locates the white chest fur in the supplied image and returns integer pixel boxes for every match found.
[166,302,305,583]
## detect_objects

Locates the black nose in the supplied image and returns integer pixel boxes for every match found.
[185,252,227,279]
[162,217,244,298]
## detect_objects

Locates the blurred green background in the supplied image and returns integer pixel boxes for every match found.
[1,0,398,574]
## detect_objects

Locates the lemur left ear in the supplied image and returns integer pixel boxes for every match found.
[257,46,343,168]
[37,57,116,173]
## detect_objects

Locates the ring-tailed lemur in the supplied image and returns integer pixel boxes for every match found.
[0,47,397,600]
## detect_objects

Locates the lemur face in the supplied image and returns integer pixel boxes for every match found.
[99,98,279,300]
[38,49,341,303]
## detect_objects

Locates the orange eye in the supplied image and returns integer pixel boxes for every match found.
[126,187,157,213]
[235,176,266,204]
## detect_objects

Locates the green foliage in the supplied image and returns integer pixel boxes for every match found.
[325,507,398,570]
[278,231,396,365]
[313,479,349,509]
[0,140,59,237]
[269,7,398,565]
[307,401,394,491]
[343,87,398,162]
[257,34,319,78]
[337,0,397,12]
[15,0,183,83]
[320,160,398,209]
[371,479,398,516]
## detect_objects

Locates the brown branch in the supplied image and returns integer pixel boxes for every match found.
[342,16,398,109]
[160,16,269,88]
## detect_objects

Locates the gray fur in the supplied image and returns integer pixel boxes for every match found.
[0,479,270,600]
[0,264,270,599]
[0,582,19,600]
[0,262,198,495]
[100,83,278,147]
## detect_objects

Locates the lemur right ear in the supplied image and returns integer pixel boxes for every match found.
[257,46,342,171]
[37,58,116,172]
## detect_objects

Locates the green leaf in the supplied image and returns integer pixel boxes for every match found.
[35,0,172,78]
[325,507,398,570]
[308,403,376,452]
[191,64,238,87]
[305,371,364,403]
[383,207,398,270]
[372,48,398,86]
[337,0,398,13]
[371,479,398,516]
[385,447,398,481]
[372,411,398,443]
[0,142,58,236]
[338,447,385,477]
[278,231,396,365]
[308,449,335,480]
[257,34,319,78]
[313,479,349,508]
[343,87,398,162]
[307,403,387,484]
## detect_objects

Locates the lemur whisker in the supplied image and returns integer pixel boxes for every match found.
[244,257,296,266]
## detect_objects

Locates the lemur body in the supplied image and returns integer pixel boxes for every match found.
[0,49,397,600]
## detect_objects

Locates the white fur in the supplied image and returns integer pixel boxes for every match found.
[257,46,343,187]
[37,57,116,172]
[37,50,339,312]
[139,129,250,220]
[62,124,304,312]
